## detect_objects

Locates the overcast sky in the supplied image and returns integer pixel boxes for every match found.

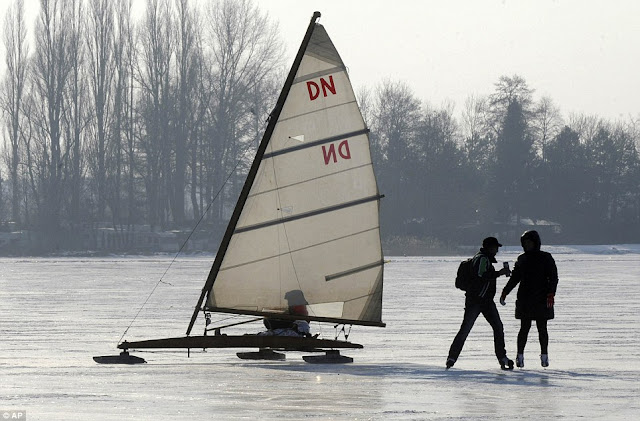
[2,0,639,121]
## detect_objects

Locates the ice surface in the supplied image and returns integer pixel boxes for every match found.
[1,247,639,420]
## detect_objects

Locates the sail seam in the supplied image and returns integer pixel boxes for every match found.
[263,128,369,160]
[325,260,385,282]
[292,66,346,84]
[247,163,373,198]
[219,227,380,272]
[275,100,360,125]
[234,194,382,234]
[305,51,343,68]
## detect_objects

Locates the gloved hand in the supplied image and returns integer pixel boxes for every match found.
[499,292,506,306]
[547,293,555,308]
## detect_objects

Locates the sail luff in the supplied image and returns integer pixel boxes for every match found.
[186,12,322,336]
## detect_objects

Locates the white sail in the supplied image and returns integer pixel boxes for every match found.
[205,22,384,326]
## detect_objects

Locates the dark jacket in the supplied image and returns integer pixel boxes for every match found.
[503,250,558,320]
[466,248,500,302]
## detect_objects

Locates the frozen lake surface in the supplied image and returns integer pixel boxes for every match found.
[1,245,639,420]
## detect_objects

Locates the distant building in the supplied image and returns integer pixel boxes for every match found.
[457,216,562,246]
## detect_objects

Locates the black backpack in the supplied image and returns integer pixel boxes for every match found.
[455,257,475,291]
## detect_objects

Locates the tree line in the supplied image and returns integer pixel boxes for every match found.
[1,0,285,252]
[1,0,639,254]
[364,76,640,247]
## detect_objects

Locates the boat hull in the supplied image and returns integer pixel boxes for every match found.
[93,351,146,364]
[236,349,286,360]
[118,335,363,351]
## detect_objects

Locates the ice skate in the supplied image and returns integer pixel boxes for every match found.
[499,356,514,370]
[541,354,549,367]
[516,353,524,368]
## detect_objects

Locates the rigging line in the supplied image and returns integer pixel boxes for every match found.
[269,147,311,319]
[206,317,263,331]
[116,136,261,346]
[271,149,285,312]
[273,179,327,335]
[271,160,326,338]
[210,314,245,325]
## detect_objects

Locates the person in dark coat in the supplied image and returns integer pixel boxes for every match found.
[261,289,312,337]
[446,237,513,370]
[500,230,558,368]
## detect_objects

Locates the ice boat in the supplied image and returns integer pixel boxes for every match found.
[96,11,385,364]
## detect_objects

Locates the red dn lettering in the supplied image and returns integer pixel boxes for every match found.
[307,75,337,101]
[322,140,351,165]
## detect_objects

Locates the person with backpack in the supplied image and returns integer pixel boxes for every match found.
[499,230,558,368]
[446,236,513,370]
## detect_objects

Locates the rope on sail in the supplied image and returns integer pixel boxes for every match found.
[116,136,263,346]
[269,147,305,307]
[268,147,328,339]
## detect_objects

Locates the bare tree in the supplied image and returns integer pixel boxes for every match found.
[188,27,214,222]
[203,0,283,224]
[372,79,421,165]
[112,0,138,227]
[356,86,374,128]
[86,0,115,222]
[624,114,640,152]
[61,0,88,227]
[31,0,73,233]
[532,96,563,163]
[1,0,29,225]
[370,79,421,230]
[487,74,534,136]
[460,94,492,172]
[17,91,37,227]
[356,84,385,174]
[461,95,486,142]
[136,0,174,229]
[172,0,198,225]
[568,112,604,145]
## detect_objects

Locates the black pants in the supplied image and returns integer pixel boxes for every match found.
[448,299,507,362]
[517,319,549,354]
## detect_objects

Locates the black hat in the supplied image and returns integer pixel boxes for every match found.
[482,236,502,248]
[520,230,541,249]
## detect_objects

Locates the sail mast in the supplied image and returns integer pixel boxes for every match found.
[186,12,322,336]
